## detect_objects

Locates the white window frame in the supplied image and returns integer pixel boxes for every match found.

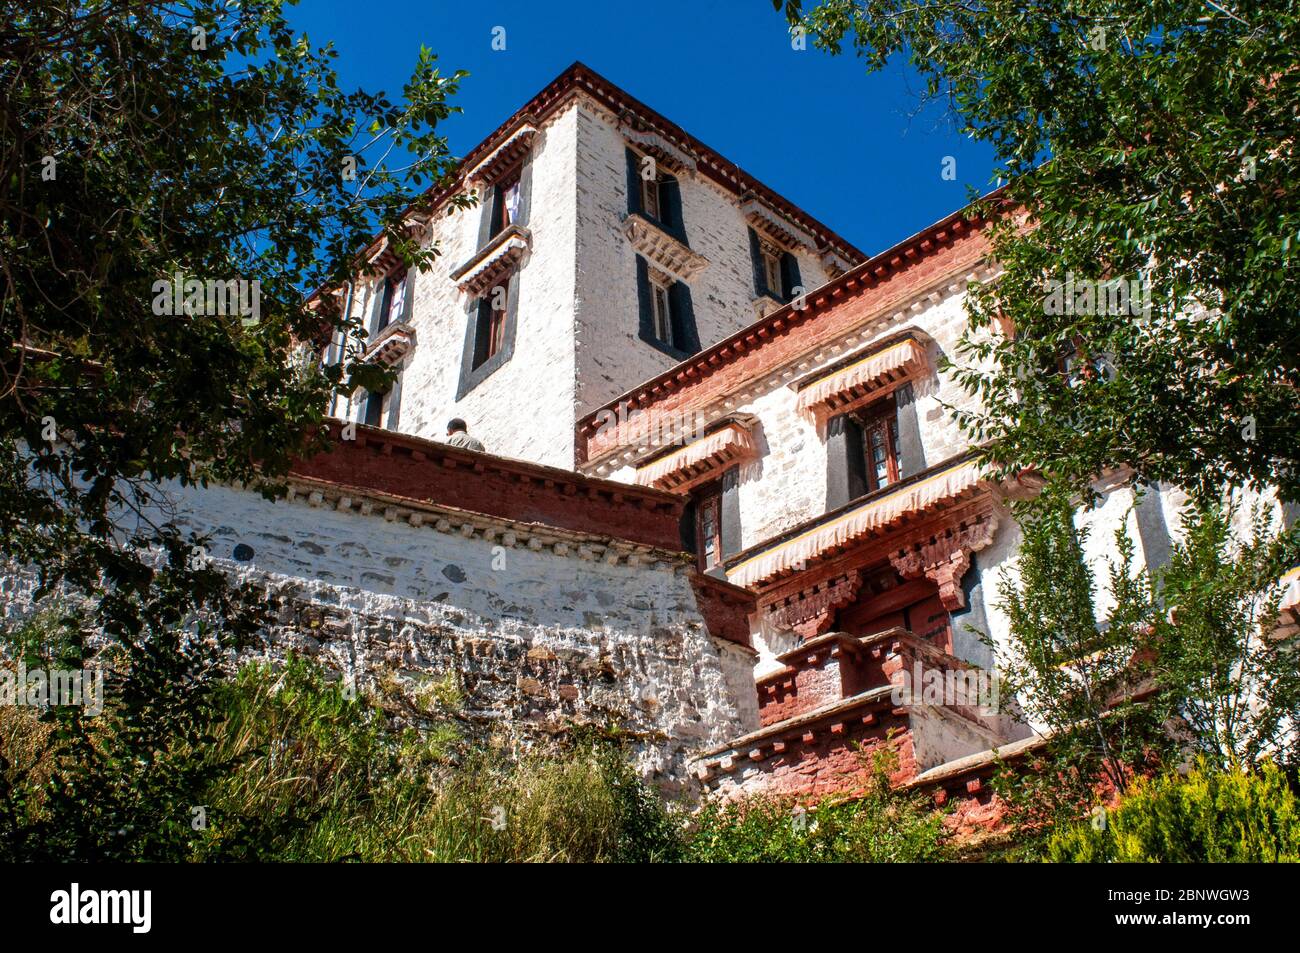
[642,174,662,221]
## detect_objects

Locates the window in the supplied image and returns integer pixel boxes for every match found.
[641,173,663,221]
[748,227,800,302]
[376,271,406,333]
[635,256,698,357]
[855,400,900,492]
[472,284,508,369]
[693,480,724,571]
[761,243,782,299]
[362,389,387,428]
[493,168,522,237]
[651,279,673,348]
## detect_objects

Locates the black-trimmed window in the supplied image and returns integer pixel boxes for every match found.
[477,160,532,250]
[373,270,407,334]
[472,282,509,369]
[492,167,523,238]
[761,244,782,298]
[634,256,699,358]
[650,276,673,348]
[362,388,388,428]
[680,467,742,574]
[641,172,665,221]
[625,148,686,243]
[857,400,901,492]
[825,387,925,510]
[457,270,520,399]
[748,227,802,302]
[694,479,723,571]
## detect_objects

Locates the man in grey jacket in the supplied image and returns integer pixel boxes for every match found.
[445,418,485,453]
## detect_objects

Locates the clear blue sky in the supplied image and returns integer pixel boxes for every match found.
[286,0,997,257]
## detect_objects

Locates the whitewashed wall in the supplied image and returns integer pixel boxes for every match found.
[572,98,831,417]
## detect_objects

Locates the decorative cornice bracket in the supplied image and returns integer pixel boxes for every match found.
[623,214,709,282]
[890,511,999,611]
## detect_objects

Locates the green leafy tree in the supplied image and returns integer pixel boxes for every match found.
[1152,503,1300,768]
[989,488,1167,823]
[0,0,465,648]
[989,488,1300,833]
[778,0,1300,503]
[0,1,466,857]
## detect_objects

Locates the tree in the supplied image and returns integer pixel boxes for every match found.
[0,1,465,650]
[989,488,1167,824]
[778,0,1300,503]
[988,486,1300,830]
[1154,502,1300,768]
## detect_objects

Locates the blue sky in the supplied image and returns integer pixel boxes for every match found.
[287,0,997,257]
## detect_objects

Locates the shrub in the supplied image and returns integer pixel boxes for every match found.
[684,749,949,863]
[1047,760,1300,862]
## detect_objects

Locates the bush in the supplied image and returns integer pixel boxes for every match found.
[684,749,949,863]
[3,636,951,863]
[1047,760,1300,862]
[1,638,683,862]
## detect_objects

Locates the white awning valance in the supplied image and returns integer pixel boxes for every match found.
[726,456,985,588]
[465,121,538,187]
[634,421,756,492]
[794,336,928,423]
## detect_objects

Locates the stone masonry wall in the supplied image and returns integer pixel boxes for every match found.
[0,475,759,792]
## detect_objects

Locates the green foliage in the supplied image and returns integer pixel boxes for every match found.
[2,643,959,862]
[1153,503,1300,768]
[780,0,1299,503]
[685,749,949,862]
[988,487,1300,832]
[0,610,292,861]
[1047,760,1300,862]
[990,487,1168,811]
[0,0,467,684]
[0,643,688,862]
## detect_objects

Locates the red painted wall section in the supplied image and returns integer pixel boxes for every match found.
[291,421,685,551]
[729,703,916,801]
[688,572,756,649]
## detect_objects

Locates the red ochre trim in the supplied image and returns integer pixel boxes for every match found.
[577,196,1007,465]
[289,421,685,551]
[688,572,758,650]
[308,61,865,304]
